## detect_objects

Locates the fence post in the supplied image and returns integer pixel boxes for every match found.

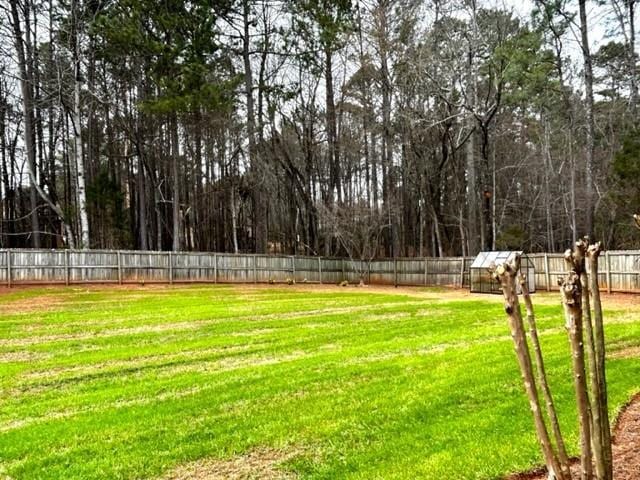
[65,250,70,286]
[214,253,218,284]
[342,258,346,280]
[424,258,428,286]
[394,258,398,287]
[254,255,258,283]
[168,252,173,284]
[460,258,465,288]
[318,257,322,284]
[544,253,551,292]
[117,251,122,285]
[368,261,371,285]
[606,251,612,294]
[6,250,11,288]
[291,255,296,281]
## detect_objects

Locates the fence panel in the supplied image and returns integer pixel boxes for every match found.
[10,250,66,283]
[293,256,320,283]
[255,255,282,283]
[608,251,640,292]
[173,252,217,282]
[216,254,254,283]
[68,250,119,283]
[117,251,168,283]
[341,259,365,284]
[319,258,343,284]
[426,257,464,286]
[397,258,426,286]
[369,259,394,285]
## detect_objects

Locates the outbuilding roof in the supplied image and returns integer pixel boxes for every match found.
[470,251,523,269]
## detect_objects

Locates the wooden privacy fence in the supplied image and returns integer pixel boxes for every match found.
[528,251,640,293]
[2,249,640,293]
[0,249,472,288]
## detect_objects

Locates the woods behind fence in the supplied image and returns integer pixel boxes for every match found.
[2,250,640,293]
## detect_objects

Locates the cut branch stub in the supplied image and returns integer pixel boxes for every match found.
[565,238,588,275]
[560,272,580,308]
[587,241,602,258]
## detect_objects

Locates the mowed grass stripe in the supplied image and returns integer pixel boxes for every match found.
[3,301,502,421]
[3,302,510,401]
[0,285,638,480]
[0,296,432,339]
[3,333,532,431]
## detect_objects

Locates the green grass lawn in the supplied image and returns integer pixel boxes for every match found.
[0,285,638,480]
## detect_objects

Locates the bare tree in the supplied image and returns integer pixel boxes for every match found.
[7,0,75,248]
[70,0,90,249]
[322,203,388,285]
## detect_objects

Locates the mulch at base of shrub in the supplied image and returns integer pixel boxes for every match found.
[509,392,640,480]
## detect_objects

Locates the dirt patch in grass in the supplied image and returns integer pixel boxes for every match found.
[601,292,640,307]
[225,283,471,300]
[609,345,640,359]
[0,294,64,314]
[364,312,411,321]
[508,393,640,480]
[162,447,299,480]
[0,350,49,363]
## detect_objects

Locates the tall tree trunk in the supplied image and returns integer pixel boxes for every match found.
[465,7,479,254]
[0,81,11,247]
[376,1,396,256]
[9,0,41,248]
[171,115,181,252]
[325,46,341,207]
[579,0,595,239]
[569,138,577,244]
[479,122,493,250]
[243,0,267,254]
[543,115,555,251]
[137,147,148,250]
[629,0,637,113]
[72,0,90,249]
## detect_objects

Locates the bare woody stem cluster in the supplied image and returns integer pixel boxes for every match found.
[492,240,612,480]
[491,257,567,480]
[562,239,612,480]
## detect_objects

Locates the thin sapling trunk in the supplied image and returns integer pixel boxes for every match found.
[493,257,564,480]
[519,273,572,479]
[560,253,593,480]
[586,243,612,479]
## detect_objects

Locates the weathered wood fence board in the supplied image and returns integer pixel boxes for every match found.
[3,249,640,292]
